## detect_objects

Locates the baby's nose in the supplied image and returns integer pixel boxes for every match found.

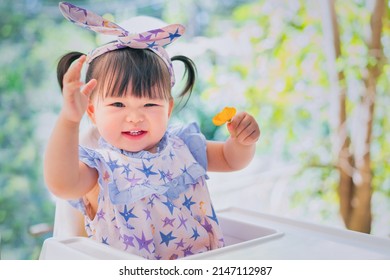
[125,110,144,123]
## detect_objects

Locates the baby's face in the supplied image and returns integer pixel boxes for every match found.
[88,92,173,153]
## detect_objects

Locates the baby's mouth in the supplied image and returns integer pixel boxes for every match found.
[123,130,146,136]
[129,130,142,136]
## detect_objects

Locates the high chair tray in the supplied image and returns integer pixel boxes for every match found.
[39,207,390,259]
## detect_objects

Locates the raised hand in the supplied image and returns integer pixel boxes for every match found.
[61,55,97,123]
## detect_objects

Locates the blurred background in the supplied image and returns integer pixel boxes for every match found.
[0,0,389,259]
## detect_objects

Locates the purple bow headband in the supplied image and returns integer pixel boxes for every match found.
[59,2,185,87]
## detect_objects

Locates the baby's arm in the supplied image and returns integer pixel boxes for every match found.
[207,112,260,172]
[44,56,98,199]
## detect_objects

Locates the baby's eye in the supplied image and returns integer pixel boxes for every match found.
[144,103,158,107]
[111,102,125,108]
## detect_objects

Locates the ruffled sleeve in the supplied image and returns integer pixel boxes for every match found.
[169,122,208,171]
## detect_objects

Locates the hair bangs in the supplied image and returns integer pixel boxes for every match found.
[88,48,171,101]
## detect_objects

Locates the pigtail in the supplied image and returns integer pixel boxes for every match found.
[171,55,197,99]
[57,51,85,91]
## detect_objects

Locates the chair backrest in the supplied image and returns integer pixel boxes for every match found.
[53,199,86,237]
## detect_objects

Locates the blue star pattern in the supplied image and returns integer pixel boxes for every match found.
[147,41,157,49]
[207,205,219,225]
[119,205,137,222]
[137,161,158,178]
[182,195,196,211]
[166,28,182,42]
[107,156,120,171]
[159,169,168,183]
[147,197,155,208]
[160,231,177,246]
[191,227,200,241]
[121,163,132,178]
[163,199,175,215]
[102,236,109,245]
[76,123,224,259]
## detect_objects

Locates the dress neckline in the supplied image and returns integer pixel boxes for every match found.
[97,132,169,160]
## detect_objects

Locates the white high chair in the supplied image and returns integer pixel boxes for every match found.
[52,199,86,238]
[41,200,390,260]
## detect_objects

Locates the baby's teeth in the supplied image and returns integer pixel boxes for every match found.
[130,131,141,135]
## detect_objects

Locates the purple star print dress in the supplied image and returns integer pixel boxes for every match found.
[69,123,225,259]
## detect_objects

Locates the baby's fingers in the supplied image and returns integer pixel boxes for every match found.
[228,112,260,145]
[81,79,97,97]
[227,112,247,136]
[236,121,260,145]
[63,55,86,84]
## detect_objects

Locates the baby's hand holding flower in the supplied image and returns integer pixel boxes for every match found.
[212,107,260,146]
[227,112,260,146]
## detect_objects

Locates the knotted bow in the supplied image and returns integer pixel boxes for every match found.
[59,2,185,86]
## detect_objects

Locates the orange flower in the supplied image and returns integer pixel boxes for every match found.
[212,107,236,126]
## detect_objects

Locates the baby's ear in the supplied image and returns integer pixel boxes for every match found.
[168,99,174,118]
[86,104,96,124]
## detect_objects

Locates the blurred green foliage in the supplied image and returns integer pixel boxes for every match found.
[0,1,59,259]
[224,0,390,229]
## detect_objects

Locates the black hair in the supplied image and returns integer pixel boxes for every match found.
[57,48,196,103]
